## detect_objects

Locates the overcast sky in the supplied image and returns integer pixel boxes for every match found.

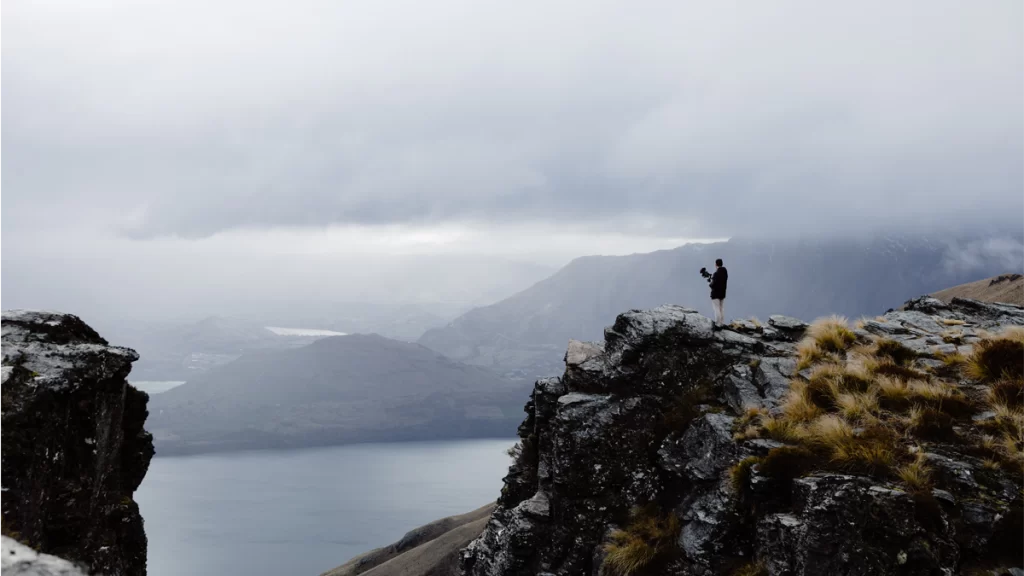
[2,1,1022,316]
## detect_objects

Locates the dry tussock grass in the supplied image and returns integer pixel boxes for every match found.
[736,315,1024,490]
[733,315,1024,491]
[602,507,680,576]
[896,452,932,492]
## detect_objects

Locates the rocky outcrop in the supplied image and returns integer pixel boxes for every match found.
[1,311,154,576]
[461,298,1024,576]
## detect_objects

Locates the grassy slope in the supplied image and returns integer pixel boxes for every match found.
[322,503,495,576]
[931,274,1023,305]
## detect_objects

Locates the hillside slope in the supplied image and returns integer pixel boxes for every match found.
[419,235,1022,380]
[148,334,530,454]
[461,297,1024,575]
[931,273,1023,305]
[324,504,495,576]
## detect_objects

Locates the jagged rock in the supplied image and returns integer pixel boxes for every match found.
[461,298,1024,576]
[768,315,808,334]
[1,537,91,576]
[565,340,604,367]
[757,475,958,575]
[676,480,741,570]
[676,413,737,483]
[1,311,153,576]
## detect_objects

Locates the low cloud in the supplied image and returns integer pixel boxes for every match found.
[3,0,1021,244]
[942,237,1024,276]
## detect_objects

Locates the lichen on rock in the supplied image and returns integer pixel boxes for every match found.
[2,310,154,576]
[461,298,1024,576]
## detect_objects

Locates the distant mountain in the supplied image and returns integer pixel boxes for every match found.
[418,234,1023,380]
[930,273,1023,305]
[95,302,485,383]
[102,316,329,382]
[147,334,529,454]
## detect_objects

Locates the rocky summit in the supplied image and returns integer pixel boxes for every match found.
[460,297,1024,576]
[1,311,154,576]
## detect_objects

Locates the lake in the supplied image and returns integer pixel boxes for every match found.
[136,439,515,576]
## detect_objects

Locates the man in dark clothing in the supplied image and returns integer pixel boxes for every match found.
[709,258,728,323]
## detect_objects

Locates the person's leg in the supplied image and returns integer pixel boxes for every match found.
[719,299,726,323]
[712,299,723,323]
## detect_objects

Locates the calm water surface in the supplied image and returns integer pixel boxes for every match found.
[136,439,514,576]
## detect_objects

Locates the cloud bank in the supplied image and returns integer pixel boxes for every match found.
[3,0,1021,246]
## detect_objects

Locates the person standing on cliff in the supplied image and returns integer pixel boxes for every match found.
[709,258,728,324]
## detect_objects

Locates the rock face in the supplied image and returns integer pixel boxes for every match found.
[460,298,1024,576]
[1,311,154,576]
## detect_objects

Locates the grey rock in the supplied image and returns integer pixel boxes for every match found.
[768,315,808,330]
[723,366,763,412]
[565,340,604,367]
[673,413,737,482]
[677,481,740,568]
[714,329,761,349]
[1,537,90,576]
[754,356,796,405]
[757,474,957,575]
[604,305,712,360]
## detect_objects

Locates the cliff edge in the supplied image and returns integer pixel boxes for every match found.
[1,310,155,576]
[461,297,1024,575]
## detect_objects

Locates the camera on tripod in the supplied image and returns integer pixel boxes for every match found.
[699,267,713,283]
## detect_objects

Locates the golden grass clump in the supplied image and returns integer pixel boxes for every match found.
[965,332,1024,382]
[759,445,818,481]
[799,364,876,412]
[830,440,896,475]
[940,352,967,367]
[835,390,879,422]
[781,382,823,422]
[939,318,966,326]
[602,507,680,576]
[988,379,1024,409]
[876,376,913,410]
[906,380,974,416]
[807,315,857,353]
[731,561,768,576]
[870,361,929,382]
[896,452,932,492]
[729,456,762,493]
[805,414,855,447]
[905,405,956,441]
[795,339,830,372]
[761,416,806,443]
[874,338,919,367]
[732,407,766,440]
[745,312,1023,491]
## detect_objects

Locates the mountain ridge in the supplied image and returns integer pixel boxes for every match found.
[419,235,1023,380]
[148,332,531,455]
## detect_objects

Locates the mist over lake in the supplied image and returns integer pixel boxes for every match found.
[136,439,515,576]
